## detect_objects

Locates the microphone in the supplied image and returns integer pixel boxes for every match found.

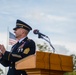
[33,29,48,38]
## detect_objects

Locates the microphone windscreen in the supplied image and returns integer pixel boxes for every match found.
[33,29,39,34]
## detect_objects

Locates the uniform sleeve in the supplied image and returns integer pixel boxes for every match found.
[2,40,36,63]
[0,56,11,67]
[2,51,22,62]
[21,40,36,58]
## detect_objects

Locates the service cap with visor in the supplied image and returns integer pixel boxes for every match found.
[13,19,32,32]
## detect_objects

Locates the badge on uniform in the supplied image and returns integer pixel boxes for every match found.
[23,48,30,54]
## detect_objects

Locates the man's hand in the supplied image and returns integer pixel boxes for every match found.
[0,44,6,55]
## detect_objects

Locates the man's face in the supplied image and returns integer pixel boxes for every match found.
[14,28,26,38]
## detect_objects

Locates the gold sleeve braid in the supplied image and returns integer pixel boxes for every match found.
[8,53,11,61]
[12,54,22,58]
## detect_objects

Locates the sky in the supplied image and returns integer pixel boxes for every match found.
[0,0,76,73]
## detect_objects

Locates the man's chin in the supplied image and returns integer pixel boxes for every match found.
[15,36,18,39]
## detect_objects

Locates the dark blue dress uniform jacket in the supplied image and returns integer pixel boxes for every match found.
[0,37,36,75]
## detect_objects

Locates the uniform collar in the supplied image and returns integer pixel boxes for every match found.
[19,37,27,43]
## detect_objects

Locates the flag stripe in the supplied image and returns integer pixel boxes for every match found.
[9,32,17,45]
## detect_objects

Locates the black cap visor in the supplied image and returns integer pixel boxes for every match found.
[13,27,21,30]
[13,26,30,31]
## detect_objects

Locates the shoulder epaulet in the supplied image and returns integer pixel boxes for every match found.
[27,38,31,41]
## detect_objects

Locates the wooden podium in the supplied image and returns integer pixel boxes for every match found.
[15,51,73,75]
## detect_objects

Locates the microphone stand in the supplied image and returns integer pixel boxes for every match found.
[38,34,55,53]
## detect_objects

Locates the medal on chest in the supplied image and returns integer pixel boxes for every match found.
[18,41,26,52]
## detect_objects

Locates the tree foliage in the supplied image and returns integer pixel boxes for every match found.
[71,54,76,71]
[37,42,52,52]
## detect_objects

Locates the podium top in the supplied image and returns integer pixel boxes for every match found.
[15,51,73,72]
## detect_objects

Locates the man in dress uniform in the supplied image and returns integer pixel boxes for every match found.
[0,19,36,75]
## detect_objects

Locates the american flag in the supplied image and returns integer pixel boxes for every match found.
[9,32,17,45]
